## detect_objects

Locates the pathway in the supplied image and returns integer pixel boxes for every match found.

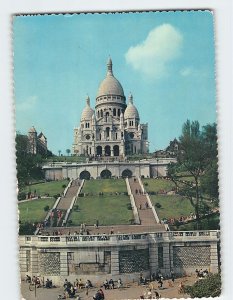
[128,178,164,228]
[56,179,81,210]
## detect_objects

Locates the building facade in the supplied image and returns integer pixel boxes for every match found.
[73,58,149,157]
[28,126,48,156]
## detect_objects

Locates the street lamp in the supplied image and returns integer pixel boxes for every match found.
[157,158,159,178]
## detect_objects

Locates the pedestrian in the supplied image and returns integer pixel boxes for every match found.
[139,204,142,210]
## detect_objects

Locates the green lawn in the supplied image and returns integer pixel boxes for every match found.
[19,198,56,224]
[69,195,133,226]
[22,179,69,196]
[150,195,195,220]
[142,178,175,193]
[82,179,127,195]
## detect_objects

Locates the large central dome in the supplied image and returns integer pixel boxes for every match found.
[96,58,125,98]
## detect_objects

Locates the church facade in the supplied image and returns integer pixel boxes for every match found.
[73,59,149,157]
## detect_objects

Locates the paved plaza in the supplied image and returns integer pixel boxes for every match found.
[21,275,197,300]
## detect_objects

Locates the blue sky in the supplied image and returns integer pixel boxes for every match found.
[14,11,216,154]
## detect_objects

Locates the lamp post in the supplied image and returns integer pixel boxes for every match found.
[157,158,159,178]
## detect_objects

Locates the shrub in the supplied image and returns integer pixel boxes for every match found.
[18,192,26,201]
[74,205,79,211]
[62,184,66,188]
[155,202,161,208]
[127,203,132,210]
[68,220,72,225]
[19,222,36,235]
[44,205,50,212]
[184,273,221,298]
[144,182,148,186]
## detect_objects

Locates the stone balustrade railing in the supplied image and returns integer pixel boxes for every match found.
[20,230,220,247]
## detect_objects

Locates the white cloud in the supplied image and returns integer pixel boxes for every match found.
[180,67,192,77]
[180,67,209,78]
[125,24,183,78]
[16,96,37,111]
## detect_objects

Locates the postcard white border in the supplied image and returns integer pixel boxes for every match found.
[0,1,232,299]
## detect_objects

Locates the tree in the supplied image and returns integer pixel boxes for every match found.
[167,120,218,229]
[16,133,44,190]
[184,273,221,298]
[58,150,61,156]
[66,149,71,156]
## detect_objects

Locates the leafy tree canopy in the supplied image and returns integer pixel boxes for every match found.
[185,273,221,298]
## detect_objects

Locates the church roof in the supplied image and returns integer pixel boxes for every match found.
[81,96,94,121]
[28,126,37,133]
[124,94,139,119]
[96,58,125,98]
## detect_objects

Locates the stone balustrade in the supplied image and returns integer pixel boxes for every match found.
[19,230,219,248]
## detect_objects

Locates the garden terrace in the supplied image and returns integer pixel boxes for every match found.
[19,198,56,224]
[142,178,175,194]
[22,179,69,197]
[82,178,127,195]
[68,194,133,226]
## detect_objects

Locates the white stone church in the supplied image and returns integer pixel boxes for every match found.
[73,58,149,157]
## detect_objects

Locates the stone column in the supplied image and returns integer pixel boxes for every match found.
[111,250,119,275]
[210,242,219,273]
[60,251,68,277]
[149,243,158,274]
[19,248,29,273]
[162,243,171,275]
[31,247,39,275]
[111,146,114,157]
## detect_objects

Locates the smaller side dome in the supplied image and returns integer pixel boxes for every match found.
[124,94,139,119]
[81,96,94,121]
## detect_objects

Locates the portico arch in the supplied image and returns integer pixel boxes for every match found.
[122,169,133,178]
[100,169,112,179]
[79,170,91,180]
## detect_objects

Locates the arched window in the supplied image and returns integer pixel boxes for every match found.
[113,145,119,156]
[118,109,121,117]
[115,133,118,140]
[96,146,102,156]
[113,108,116,116]
[101,110,103,117]
[97,111,100,118]
[106,127,110,138]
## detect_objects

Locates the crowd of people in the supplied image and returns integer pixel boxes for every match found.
[195,268,209,278]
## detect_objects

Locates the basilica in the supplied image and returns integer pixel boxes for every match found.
[73,58,149,157]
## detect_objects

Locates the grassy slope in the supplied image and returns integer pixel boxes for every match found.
[69,195,133,226]
[22,179,68,196]
[19,198,56,223]
[150,195,194,219]
[142,178,175,193]
[82,179,127,194]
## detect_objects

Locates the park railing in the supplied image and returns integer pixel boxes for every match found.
[20,230,220,247]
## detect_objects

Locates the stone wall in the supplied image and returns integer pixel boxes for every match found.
[19,231,220,285]
[43,159,176,180]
